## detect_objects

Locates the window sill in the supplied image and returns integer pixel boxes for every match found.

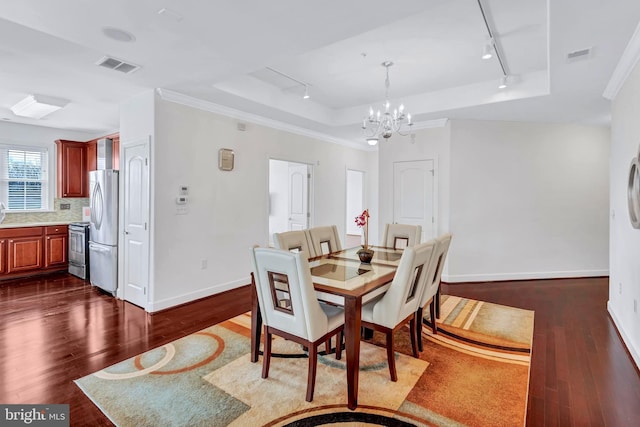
[5,209,56,214]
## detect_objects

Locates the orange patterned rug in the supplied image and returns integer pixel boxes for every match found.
[75,296,533,426]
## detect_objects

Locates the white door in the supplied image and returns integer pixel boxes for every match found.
[288,163,309,230]
[393,160,435,241]
[122,138,150,309]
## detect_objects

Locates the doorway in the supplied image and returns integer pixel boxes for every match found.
[268,159,312,245]
[393,160,436,241]
[345,169,364,248]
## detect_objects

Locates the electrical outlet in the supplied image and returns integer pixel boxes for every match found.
[60,203,71,210]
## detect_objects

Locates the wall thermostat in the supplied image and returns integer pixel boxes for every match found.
[218,148,234,171]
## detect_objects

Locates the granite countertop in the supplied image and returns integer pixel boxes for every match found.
[0,220,79,229]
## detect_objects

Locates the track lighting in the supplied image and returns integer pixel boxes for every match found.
[498,75,507,89]
[303,85,310,99]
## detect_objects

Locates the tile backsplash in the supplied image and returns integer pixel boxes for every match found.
[1,198,89,224]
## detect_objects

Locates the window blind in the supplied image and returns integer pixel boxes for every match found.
[0,144,49,210]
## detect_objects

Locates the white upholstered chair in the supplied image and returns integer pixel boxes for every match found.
[360,240,437,381]
[416,233,452,352]
[250,247,344,402]
[308,225,342,256]
[273,230,316,259]
[381,223,422,249]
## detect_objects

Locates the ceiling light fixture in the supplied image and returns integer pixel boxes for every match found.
[362,61,413,145]
[10,95,68,119]
[477,0,509,91]
[265,66,311,100]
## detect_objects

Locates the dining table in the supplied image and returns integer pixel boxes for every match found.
[250,245,404,410]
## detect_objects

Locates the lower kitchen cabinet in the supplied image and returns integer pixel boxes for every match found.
[45,226,68,268]
[0,225,68,279]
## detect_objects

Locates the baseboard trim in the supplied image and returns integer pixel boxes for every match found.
[608,301,640,371]
[147,277,248,313]
[442,269,609,283]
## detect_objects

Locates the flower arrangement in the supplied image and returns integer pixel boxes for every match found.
[355,209,370,249]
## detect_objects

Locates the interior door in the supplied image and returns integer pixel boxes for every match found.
[122,138,150,309]
[288,163,309,231]
[393,160,435,241]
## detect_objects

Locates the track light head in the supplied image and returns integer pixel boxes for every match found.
[303,85,310,99]
[482,39,494,60]
[498,75,508,89]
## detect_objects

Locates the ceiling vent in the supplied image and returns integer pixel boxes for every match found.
[96,56,140,74]
[566,47,592,62]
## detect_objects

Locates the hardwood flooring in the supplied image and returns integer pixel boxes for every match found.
[0,273,638,426]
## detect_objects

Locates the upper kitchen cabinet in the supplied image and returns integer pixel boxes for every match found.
[55,139,88,198]
[87,134,120,171]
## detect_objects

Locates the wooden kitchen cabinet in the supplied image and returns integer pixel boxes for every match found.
[0,225,68,279]
[45,225,68,268]
[56,139,88,198]
[7,228,43,273]
[86,133,120,171]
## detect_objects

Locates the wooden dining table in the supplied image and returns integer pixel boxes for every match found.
[250,245,404,410]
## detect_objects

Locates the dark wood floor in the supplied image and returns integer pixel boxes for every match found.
[0,273,638,426]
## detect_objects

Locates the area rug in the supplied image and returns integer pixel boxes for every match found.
[75,296,533,426]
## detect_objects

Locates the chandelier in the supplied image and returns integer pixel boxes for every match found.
[362,61,413,145]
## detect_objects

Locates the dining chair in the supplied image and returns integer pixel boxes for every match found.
[359,240,437,381]
[308,225,342,256]
[250,247,345,402]
[416,233,452,352]
[381,223,422,249]
[273,230,317,259]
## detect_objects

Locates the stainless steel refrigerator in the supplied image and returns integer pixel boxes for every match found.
[89,169,119,294]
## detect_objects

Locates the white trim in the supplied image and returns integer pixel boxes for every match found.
[156,88,369,151]
[603,21,640,100]
[146,277,247,313]
[442,268,609,283]
[608,301,640,370]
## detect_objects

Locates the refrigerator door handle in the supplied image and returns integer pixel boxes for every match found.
[91,182,103,230]
[89,243,108,253]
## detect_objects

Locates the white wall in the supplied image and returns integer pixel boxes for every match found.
[609,58,640,368]
[149,98,376,310]
[448,120,610,282]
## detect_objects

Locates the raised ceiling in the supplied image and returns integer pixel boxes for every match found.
[0,0,639,145]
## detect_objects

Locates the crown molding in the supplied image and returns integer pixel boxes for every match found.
[156,88,372,151]
[603,22,640,100]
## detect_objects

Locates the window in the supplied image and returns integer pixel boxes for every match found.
[0,145,49,211]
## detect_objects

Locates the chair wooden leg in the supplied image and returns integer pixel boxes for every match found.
[262,328,272,379]
[409,316,419,358]
[435,286,441,318]
[306,343,318,402]
[385,331,397,382]
[325,337,332,355]
[416,306,425,352]
[430,300,437,334]
[335,330,342,360]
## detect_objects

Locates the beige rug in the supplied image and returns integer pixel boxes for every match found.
[75,296,533,426]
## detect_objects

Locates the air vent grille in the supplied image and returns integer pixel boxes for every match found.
[96,56,140,74]
[567,48,592,62]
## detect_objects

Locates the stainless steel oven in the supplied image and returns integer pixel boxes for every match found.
[69,222,90,280]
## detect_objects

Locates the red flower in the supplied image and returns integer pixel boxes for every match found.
[355,209,369,228]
